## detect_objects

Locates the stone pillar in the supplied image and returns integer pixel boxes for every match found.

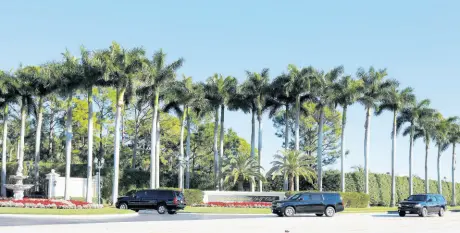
[46,169,60,199]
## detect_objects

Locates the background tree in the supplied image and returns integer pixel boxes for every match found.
[332,75,362,193]
[357,67,396,195]
[376,86,415,206]
[448,122,460,206]
[433,115,456,194]
[221,152,264,191]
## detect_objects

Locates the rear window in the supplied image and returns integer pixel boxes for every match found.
[323,193,341,201]
[311,194,323,201]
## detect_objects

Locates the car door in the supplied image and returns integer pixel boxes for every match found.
[427,195,437,213]
[129,191,145,209]
[141,190,159,209]
[294,194,311,213]
[309,194,325,213]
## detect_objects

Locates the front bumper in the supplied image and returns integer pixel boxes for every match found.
[398,206,422,214]
[272,206,284,214]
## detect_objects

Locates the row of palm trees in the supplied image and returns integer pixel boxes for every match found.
[1,42,458,207]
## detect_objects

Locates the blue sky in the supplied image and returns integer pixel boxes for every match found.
[1,0,460,181]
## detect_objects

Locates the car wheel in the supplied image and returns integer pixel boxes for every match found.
[119,203,128,210]
[157,204,167,214]
[325,206,335,217]
[168,210,177,215]
[420,207,428,217]
[439,207,445,217]
[316,214,324,217]
[284,207,295,217]
[398,211,406,217]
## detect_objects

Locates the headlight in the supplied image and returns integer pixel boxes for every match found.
[398,204,401,207]
[414,204,421,208]
[276,203,283,207]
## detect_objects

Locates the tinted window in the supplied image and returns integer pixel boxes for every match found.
[436,195,445,202]
[407,195,427,201]
[311,194,323,201]
[300,194,310,201]
[158,190,173,199]
[288,194,301,200]
[146,190,158,197]
[136,191,148,198]
[324,193,340,200]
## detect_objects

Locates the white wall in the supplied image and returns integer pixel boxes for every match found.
[203,191,286,203]
[54,177,97,199]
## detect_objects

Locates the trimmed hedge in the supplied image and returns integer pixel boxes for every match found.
[284,191,369,208]
[161,187,203,206]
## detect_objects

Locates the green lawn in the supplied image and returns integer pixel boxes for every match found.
[185,206,460,215]
[0,207,133,215]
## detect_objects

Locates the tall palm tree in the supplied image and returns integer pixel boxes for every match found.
[81,47,104,203]
[376,86,415,206]
[309,66,344,191]
[397,99,436,195]
[283,65,312,152]
[413,113,438,194]
[99,42,145,204]
[332,75,362,193]
[268,74,296,191]
[204,74,238,190]
[242,68,270,192]
[221,153,265,191]
[448,122,460,206]
[267,150,315,191]
[0,70,18,197]
[136,49,183,189]
[433,115,456,194]
[357,67,396,194]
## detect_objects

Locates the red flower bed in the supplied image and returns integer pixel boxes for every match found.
[0,198,102,209]
[0,198,88,207]
[201,202,271,208]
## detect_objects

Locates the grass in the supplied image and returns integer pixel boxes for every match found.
[185,206,460,215]
[0,207,133,215]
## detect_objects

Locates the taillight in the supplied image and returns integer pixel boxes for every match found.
[173,197,178,205]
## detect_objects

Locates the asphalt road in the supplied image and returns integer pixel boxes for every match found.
[0,211,265,226]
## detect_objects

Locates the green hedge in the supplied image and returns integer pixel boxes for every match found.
[284,191,369,208]
[160,187,203,205]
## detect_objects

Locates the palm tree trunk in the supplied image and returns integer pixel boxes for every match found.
[219,105,225,190]
[178,107,186,189]
[425,139,430,193]
[33,96,43,192]
[317,107,324,192]
[283,104,289,191]
[111,88,124,205]
[295,175,299,192]
[290,175,294,192]
[213,106,219,190]
[132,106,139,169]
[86,87,94,203]
[155,114,161,188]
[363,107,371,195]
[99,112,104,159]
[64,93,73,200]
[341,105,348,193]
[409,123,414,195]
[18,98,26,177]
[237,181,244,191]
[250,109,256,192]
[258,115,263,192]
[1,105,8,197]
[437,146,442,194]
[185,107,191,189]
[295,96,300,151]
[150,91,159,189]
[49,109,54,159]
[390,110,397,207]
[451,143,456,206]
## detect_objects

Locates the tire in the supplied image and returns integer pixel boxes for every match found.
[420,207,428,217]
[325,206,336,217]
[157,204,167,214]
[168,210,177,215]
[439,207,445,217]
[399,211,406,217]
[316,214,324,217]
[284,207,295,217]
[119,203,128,210]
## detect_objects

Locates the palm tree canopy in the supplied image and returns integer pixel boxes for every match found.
[332,75,363,108]
[204,74,238,108]
[434,115,459,150]
[357,67,398,109]
[309,66,344,110]
[241,68,271,118]
[397,99,437,135]
[376,86,415,115]
[267,150,316,184]
[221,152,265,185]
[283,65,313,98]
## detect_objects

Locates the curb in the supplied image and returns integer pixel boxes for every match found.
[0,213,139,219]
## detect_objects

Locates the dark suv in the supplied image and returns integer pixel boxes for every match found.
[272,192,344,217]
[116,189,186,214]
[398,194,446,217]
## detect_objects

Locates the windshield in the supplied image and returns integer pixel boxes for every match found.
[407,195,427,201]
[288,194,301,200]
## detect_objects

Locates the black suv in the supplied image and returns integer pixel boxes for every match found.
[272,192,344,217]
[398,194,446,217]
[116,189,186,214]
